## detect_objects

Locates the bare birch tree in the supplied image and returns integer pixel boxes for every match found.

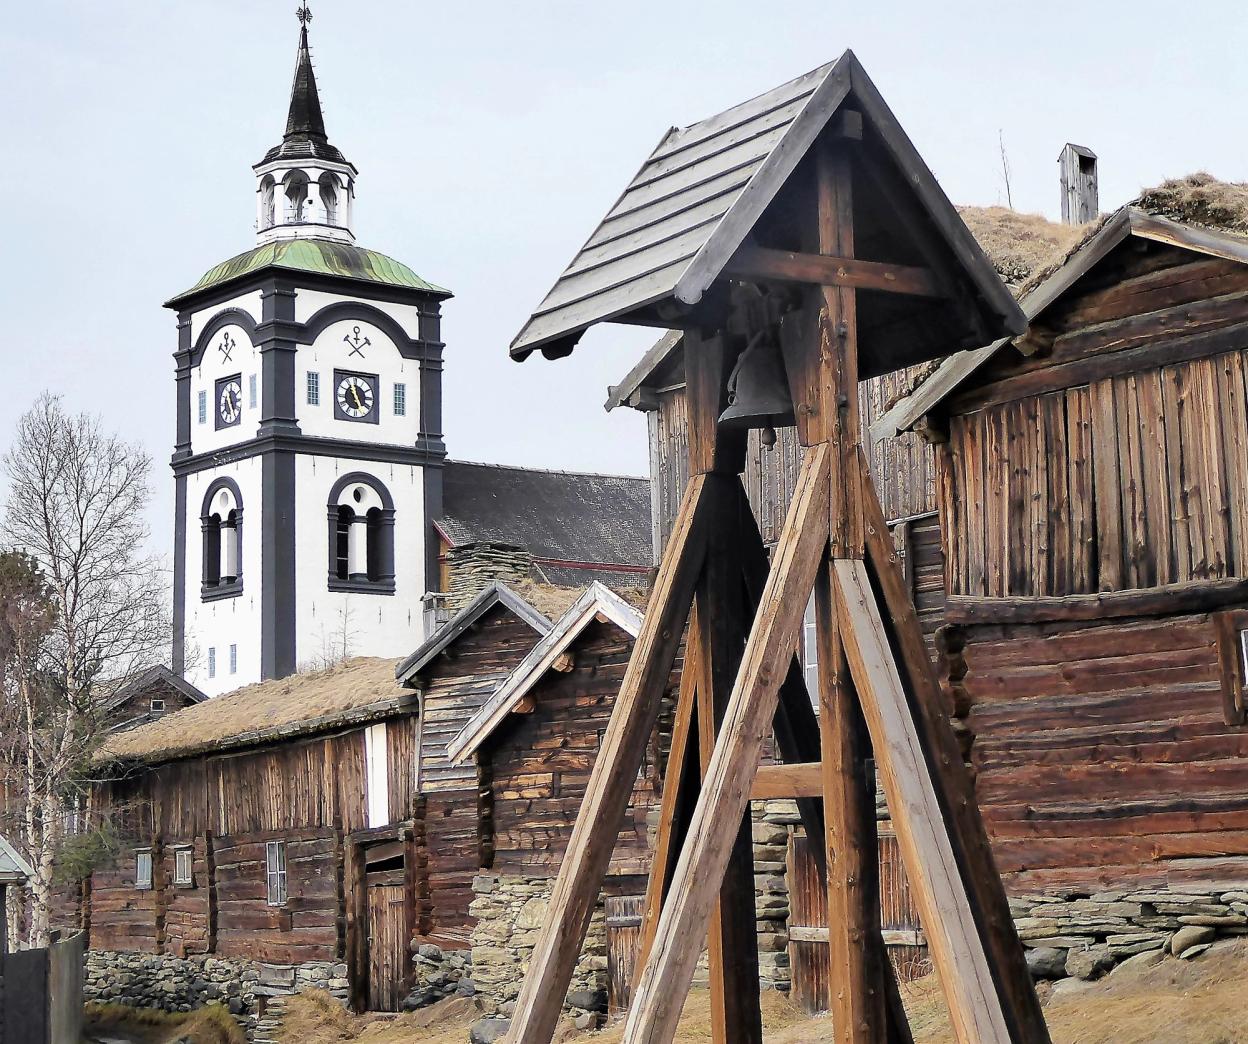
[0,394,170,944]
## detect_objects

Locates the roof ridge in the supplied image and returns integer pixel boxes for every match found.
[446,459,648,482]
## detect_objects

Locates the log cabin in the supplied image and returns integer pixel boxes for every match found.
[875,173,1248,897]
[604,175,1248,999]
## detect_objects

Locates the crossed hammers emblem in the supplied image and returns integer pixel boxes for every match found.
[344,326,372,358]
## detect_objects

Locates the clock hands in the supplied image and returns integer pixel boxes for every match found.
[349,384,364,411]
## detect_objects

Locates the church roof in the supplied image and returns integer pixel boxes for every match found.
[258,17,352,169]
[168,239,450,305]
[438,461,653,587]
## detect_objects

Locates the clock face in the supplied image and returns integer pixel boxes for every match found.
[335,371,378,422]
[216,375,242,429]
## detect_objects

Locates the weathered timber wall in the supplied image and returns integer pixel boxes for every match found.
[483,620,661,877]
[944,249,1248,597]
[956,612,1248,893]
[214,830,341,964]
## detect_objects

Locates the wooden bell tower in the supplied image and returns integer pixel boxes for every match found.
[507,51,1050,1044]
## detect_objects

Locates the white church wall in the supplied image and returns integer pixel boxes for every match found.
[181,457,264,697]
[293,453,427,670]
[188,321,262,458]
[189,291,263,344]
[295,318,420,444]
[295,290,425,340]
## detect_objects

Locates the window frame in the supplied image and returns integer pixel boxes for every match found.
[229,644,238,675]
[394,382,407,417]
[248,373,258,410]
[150,697,166,714]
[265,840,288,907]
[197,390,208,425]
[307,371,321,406]
[135,848,153,890]
[208,647,216,679]
[173,846,193,887]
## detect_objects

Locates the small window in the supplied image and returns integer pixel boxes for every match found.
[249,374,258,410]
[208,647,216,679]
[197,390,208,425]
[174,846,193,886]
[229,644,238,674]
[135,849,153,890]
[150,697,166,714]
[394,383,407,417]
[266,840,287,906]
[307,372,320,406]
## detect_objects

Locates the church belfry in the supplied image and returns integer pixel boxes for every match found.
[167,6,450,696]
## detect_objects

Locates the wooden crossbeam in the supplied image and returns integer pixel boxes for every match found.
[621,445,831,1043]
[833,558,1012,1044]
[504,474,721,1043]
[726,243,943,298]
[750,762,823,799]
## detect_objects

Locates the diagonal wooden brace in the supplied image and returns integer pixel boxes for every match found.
[504,474,722,1044]
[621,444,832,1043]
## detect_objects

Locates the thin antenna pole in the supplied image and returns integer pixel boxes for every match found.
[998,129,1013,210]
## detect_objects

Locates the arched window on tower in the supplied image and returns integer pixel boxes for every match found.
[202,480,244,601]
[318,172,341,226]
[259,176,276,230]
[327,475,395,594]
[284,170,310,223]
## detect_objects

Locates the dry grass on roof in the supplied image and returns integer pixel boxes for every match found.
[1136,171,1248,234]
[509,579,650,621]
[958,205,1087,290]
[100,656,406,765]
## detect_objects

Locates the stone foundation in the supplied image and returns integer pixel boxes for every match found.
[403,942,476,1009]
[1011,889,1248,981]
[469,874,608,1026]
[84,951,350,1038]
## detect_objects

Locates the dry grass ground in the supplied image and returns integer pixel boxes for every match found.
[85,1001,247,1044]
[279,940,1248,1044]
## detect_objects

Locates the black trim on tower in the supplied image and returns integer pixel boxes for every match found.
[172,474,187,676]
[419,327,445,595]
[189,308,261,369]
[262,449,298,680]
[170,432,446,476]
[261,279,298,679]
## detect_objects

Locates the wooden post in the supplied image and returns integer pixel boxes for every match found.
[695,506,763,1044]
[503,475,719,1043]
[621,445,831,1043]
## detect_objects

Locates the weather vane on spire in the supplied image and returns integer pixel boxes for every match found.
[297,2,312,27]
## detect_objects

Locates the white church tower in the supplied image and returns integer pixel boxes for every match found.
[168,6,450,695]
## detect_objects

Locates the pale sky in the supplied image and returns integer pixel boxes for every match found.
[2,1,1245,562]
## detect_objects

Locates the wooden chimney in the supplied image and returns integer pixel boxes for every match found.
[1059,143,1098,225]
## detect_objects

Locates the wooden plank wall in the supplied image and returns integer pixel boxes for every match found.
[482,620,662,878]
[417,606,545,793]
[960,612,1248,893]
[946,249,1248,598]
[214,830,341,964]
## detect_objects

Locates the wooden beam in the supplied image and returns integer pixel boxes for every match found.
[816,556,887,1044]
[945,576,1248,624]
[858,448,1050,1043]
[635,617,702,974]
[504,473,720,1044]
[686,330,747,477]
[750,762,823,799]
[726,243,942,298]
[695,508,763,1044]
[834,558,1011,1044]
[622,443,831,1043]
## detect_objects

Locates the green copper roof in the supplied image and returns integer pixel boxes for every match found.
[171,239,450,304]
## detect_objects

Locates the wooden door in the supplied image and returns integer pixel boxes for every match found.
[787,827,929,1015]
[367,876,408,1011]
[605,894,645,1016]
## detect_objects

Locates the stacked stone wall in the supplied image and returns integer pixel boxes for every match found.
[446,544,536,612]
[84,951,349,1039]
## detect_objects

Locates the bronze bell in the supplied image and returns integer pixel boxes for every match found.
[719,333,796,437]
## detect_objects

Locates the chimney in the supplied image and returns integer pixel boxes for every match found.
[1059,144,1098,225]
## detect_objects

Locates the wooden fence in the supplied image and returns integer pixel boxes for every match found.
[1,930,84,1044]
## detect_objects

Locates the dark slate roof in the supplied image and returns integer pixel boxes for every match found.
[439,461,652,586]
[258,23,353,169]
